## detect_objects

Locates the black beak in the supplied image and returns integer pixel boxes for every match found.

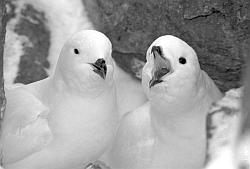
[151,46,164,59]
[90,58,107,79]
[149,46,171,88]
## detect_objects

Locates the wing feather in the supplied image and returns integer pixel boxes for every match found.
[0,88,52,164]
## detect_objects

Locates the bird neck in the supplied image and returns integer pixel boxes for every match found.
[149,74,209,140]
[150,100,207,138]
[50,69,114,98]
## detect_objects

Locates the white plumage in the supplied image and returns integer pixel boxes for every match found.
[114,63,147,119]
[103,35,223,169]
[0,30,118,169]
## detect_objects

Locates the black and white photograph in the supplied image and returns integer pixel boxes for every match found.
[0,0,249,169]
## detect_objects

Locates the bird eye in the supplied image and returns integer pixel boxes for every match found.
[179,57,186,64]
[74,48,79,54]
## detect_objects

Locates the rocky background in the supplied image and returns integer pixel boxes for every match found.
[3,0,250,92]
[4,0,51,85]
[4,0,93,86]
[0,0,7,130]
[83,0,250,92]
[1,1,250,169]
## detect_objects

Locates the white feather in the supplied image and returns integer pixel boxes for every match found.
[1,30,118,169]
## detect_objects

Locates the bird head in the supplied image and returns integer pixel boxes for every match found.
[142,35,202,108]
[55,30,114,95]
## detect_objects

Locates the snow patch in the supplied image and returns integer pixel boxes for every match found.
[205,147,236,169]
[4,0,95,87]
[4,2,33,87]
[20,0,95,75]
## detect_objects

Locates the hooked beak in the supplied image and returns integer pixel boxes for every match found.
[149,46,172,88]
[90,58,107,79]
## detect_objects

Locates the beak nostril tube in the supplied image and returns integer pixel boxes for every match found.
[95,58,106,67]
[149,45,172,88]
[90,58,107,79]
[151,46,162,57]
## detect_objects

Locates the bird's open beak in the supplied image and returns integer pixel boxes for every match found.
[149,46,172,88]
[90,58,107,79]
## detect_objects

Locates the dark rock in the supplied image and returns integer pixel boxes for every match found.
[241,48,250,136]
[6,0,50,84]
[5,0,16,22]
[83,0,250,92]
[112,50,145,79]
[0,0,7,127]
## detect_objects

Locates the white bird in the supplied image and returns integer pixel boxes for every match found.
[113,63,147,119]
[103,35,223,169]
[0,30,118,169]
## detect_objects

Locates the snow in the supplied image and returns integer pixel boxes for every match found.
[205,147,236,169]
[205,135,250,169]
[4,2,33,87]
[236,135,250,169]
[4,0,95,87]
[22,0,94,75]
